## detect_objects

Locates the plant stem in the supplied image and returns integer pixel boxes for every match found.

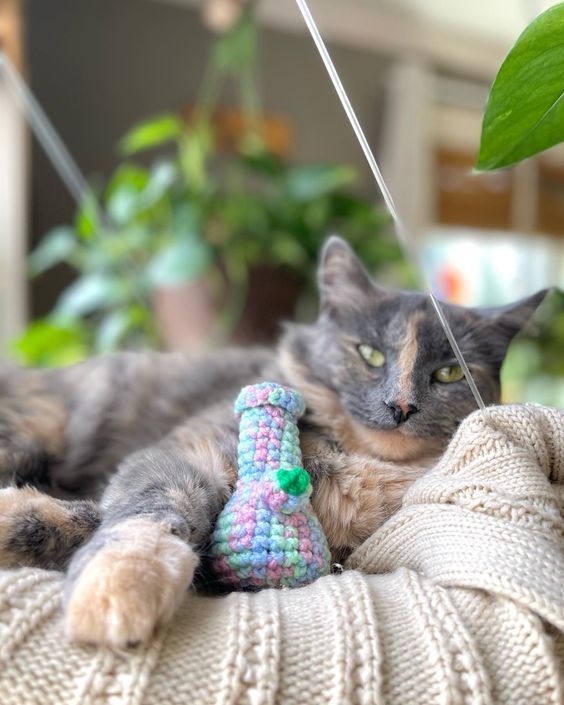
[211,257,248,346]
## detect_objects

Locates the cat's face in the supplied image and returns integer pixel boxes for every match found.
[282,237,547,461]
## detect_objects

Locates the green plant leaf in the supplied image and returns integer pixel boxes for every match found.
[75,194,100,239]
[171,201,200,235]
[270,236,308,268]
[285,165,357,201]
[10,320,88,367]
[179,123,213,189]
[95,309,132,352]
[120,114,183,155]
[106,164,149,195]
[476,3,564,170]
[53,274,124,319]
[105,162,177,224]
[105,164,150,225]
[98,225,151,264]
[29,226,76,275]
[147,235,211,286]
[140,161,178,208]
[240,148,286,176]
[106,188,141,226]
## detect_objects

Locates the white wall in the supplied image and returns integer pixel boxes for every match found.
[385,0,555,45]
[0,73,27,349]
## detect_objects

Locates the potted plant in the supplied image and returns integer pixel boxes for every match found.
[13,1,405,364]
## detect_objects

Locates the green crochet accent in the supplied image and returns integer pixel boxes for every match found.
[277,467,310,496]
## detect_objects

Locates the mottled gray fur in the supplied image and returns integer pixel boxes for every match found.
[0,236,546,599]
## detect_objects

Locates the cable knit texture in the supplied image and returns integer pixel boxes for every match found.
[0,403,563,704]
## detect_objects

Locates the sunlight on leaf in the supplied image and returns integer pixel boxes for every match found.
[477,3,564,170]
[120,114,183,155]
[140,161,178,209]
[53,274,124,319]
[29,226,76,276]
[95,310,132,353]
[75,194,100,240]
[10,320,88,367]
[106,164,150,225]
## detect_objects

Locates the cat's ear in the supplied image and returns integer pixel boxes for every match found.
[318,236,377,314]
[475,289,549,345]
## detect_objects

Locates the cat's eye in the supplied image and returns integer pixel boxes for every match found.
[433,365,464,384]
[358,344,385,368]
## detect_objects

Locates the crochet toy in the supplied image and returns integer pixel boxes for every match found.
[211,382,331,589]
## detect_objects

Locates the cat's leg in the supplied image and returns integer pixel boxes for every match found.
[0,367,68,490]
[302,432,429,553]
[64,420,237,648]
[0,486,100,568]
[0,367,91,569]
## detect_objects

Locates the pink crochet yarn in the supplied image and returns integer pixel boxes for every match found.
[211,382,331,589]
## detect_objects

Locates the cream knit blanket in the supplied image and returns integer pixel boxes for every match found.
[0,404,563,705]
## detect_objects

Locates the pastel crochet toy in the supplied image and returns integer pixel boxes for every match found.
[211,382,331,589]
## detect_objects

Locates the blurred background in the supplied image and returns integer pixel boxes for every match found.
[0,0,562,404]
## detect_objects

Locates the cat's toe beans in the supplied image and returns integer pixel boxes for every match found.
[64,520,198,648]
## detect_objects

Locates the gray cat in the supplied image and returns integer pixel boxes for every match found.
[0,236,545,647]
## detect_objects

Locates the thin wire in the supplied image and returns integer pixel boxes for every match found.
[295,0,485,410]
[0,50,103,222]
[0,28,485,409]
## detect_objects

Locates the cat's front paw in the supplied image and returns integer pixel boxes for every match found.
[64,518,198,648]
[0,486,100,569]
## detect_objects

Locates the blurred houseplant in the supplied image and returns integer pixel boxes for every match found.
[476,2,564,405]
[13,0,401,366]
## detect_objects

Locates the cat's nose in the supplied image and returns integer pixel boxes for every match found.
[385,400,419,425]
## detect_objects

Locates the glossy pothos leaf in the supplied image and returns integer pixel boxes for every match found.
[476,3,564,170]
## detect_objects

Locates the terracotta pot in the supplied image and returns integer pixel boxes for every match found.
[153,265,304,353]
[152,278,218,353]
